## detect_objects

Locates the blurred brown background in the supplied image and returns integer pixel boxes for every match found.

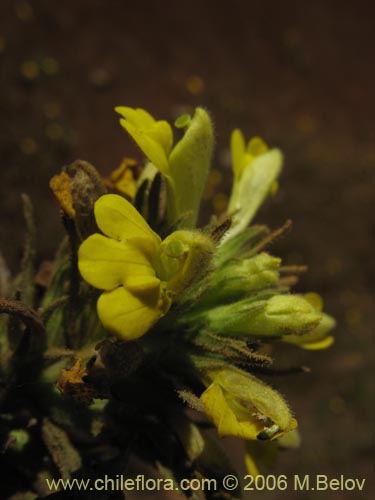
[0,0,374,498]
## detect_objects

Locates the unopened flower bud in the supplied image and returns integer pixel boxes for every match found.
[208,252,280,302]
[205,294,321,338]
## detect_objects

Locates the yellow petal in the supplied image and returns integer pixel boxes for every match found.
[283,313,336,349]
[230,129,246,178]
[247,136,268,156]
[78,233,155,290]
[94,194,160,245]
[134,108,157,127]
[125,275,161,296]
[116,107,173,163]
[245,452,260,478]
[299,336,335,350]
[115,106,156,128]
[200,383,263,440]
[148,120,173,156]
[97,284,169,340]
[108,158,137,199]
[119,119,170,173]
[304,292,323,312]
[116,105,172,173]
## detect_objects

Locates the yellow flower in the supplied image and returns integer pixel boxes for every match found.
[106,158,138,199]
[78,194,214,340]
[231,131,269,181]
[78,194,171,340]
[200,368,297,441]
[282,293,336,349]
[227,129,283,239]
[115,106,213,228]
[115,107,173,175]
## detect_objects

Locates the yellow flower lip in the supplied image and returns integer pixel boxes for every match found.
[78,194,168,340]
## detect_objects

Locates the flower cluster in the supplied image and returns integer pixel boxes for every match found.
[73,105,335,479]
[0,103,336,499]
